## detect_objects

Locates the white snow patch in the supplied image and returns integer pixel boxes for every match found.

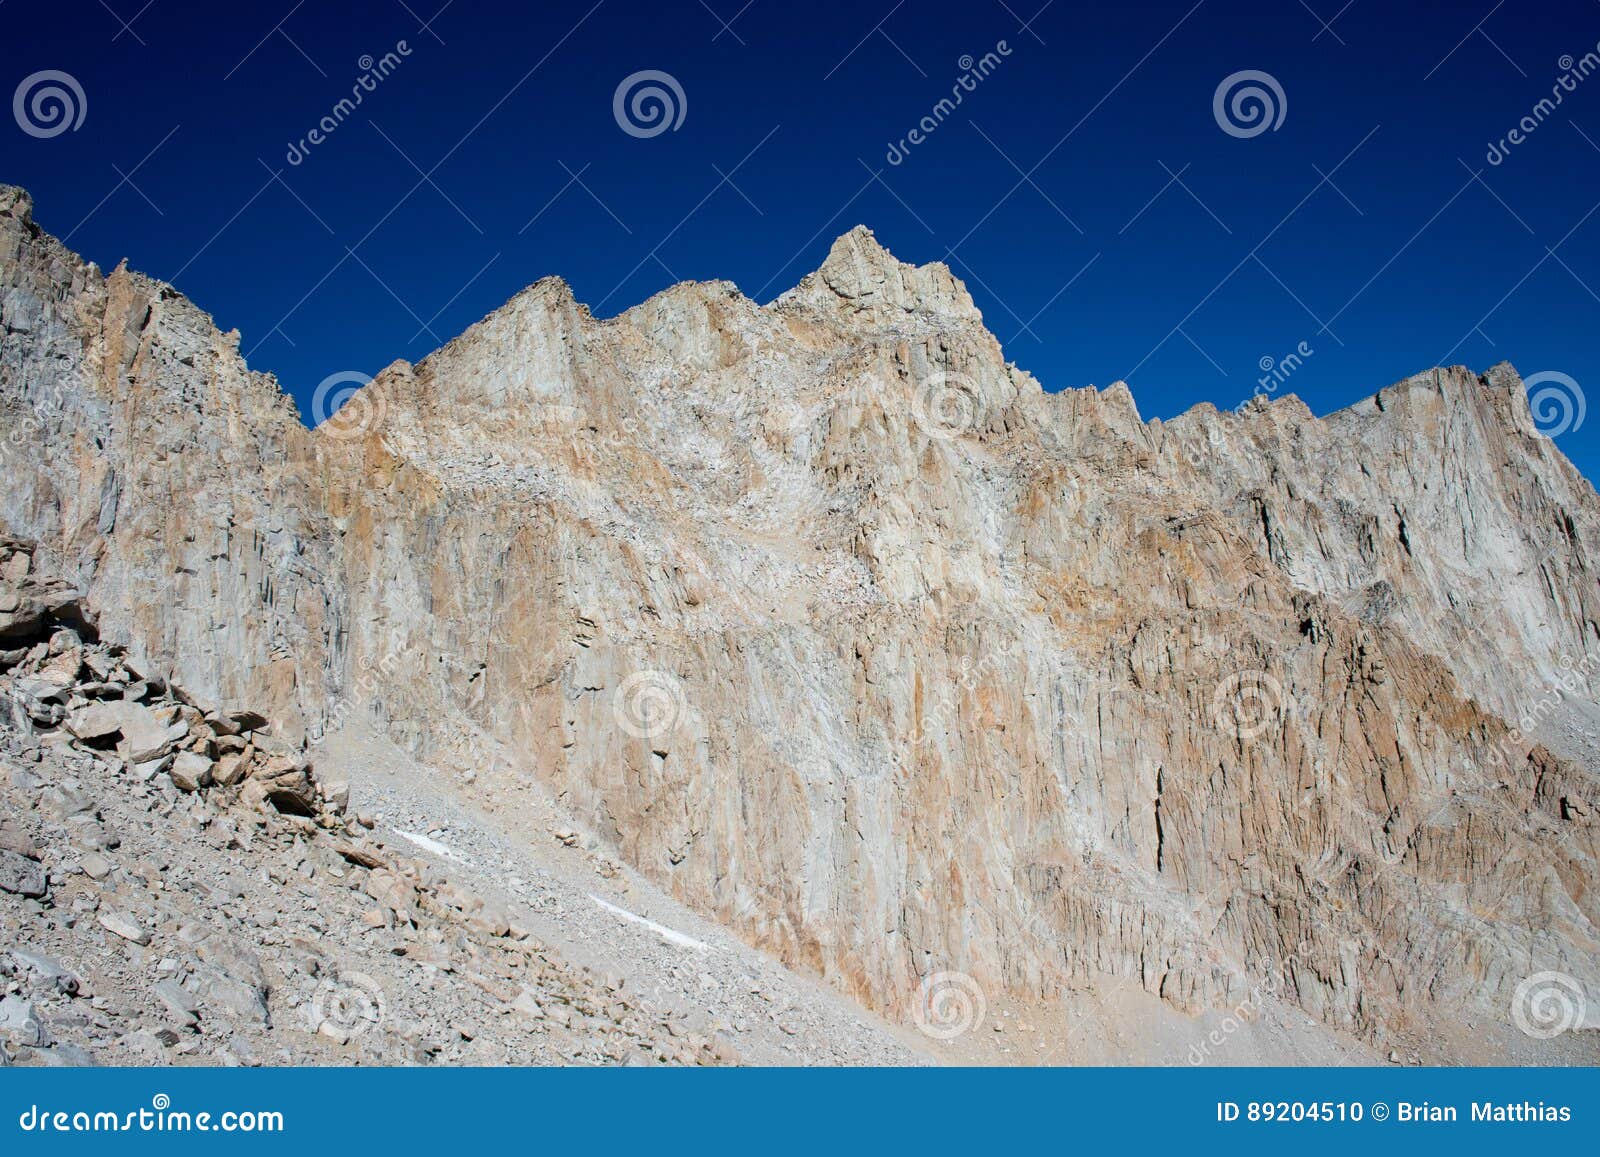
[393,829,470,865]
[590,894,712,952]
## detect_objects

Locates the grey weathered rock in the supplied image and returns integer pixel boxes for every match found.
[0,995,47,1047]
[154,979,200,1027]
[101,702,170,763]
[12,678,65,725]
[1,183,1597,1058]
[511,988,545,1020]
[97,910,151,946]
[64,703,121,742]
[9,949,74,987]
[0,850,45,897]
[167,751,212,793]
[189,962,268,1025]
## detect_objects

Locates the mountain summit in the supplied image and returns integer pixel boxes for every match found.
[2,184,1597,1063]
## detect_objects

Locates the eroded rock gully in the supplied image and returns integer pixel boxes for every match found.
[2,183,1597,1062]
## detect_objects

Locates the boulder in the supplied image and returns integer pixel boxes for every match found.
[212,752,250,786]
[190,962,269,1025]
[64,703,122,743]
[97,910,151,946]
[107,701,173,762]
[167,751,213,793]
[12,677,66,725]
[251,755,318,816]
[0,851,47,898]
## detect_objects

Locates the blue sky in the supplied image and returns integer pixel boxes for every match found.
[4,0,1599,478]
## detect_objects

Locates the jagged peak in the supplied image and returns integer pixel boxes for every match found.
[776,225,980,322]
[0,183,34,226]
[0,184,1572,468]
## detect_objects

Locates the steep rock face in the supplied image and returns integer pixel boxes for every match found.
[0,187,341,736]
[2,186,1597,1054]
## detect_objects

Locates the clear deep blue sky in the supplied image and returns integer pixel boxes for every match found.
[4,0,1600,478]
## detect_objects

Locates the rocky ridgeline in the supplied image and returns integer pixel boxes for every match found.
[0,536,730,1066]
[3,181,1598,1060]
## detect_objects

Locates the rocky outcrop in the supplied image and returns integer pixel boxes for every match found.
[2,184,1596,1059]
[0,535,732,1066]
